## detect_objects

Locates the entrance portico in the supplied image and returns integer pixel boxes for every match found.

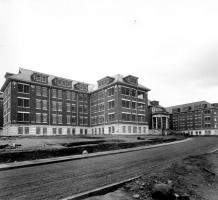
[152,114,170,130]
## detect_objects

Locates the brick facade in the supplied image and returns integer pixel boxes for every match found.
[166,101,218,135]
[1,68,150,136]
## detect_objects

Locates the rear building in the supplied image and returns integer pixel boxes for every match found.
[166,101,218,135]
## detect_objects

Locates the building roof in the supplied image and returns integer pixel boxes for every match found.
[1,68,150,93]
[92,74,150,92]
[1,67,93,92]
[165,100,214,113]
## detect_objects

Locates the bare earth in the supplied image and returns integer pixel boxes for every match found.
[0,134,180,152]
[87,151,218,200]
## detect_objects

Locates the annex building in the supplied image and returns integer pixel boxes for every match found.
[1,68,150,136]
[166,101,218,135]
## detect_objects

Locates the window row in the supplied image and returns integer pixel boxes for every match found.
[36,86,47,97]
[122,126,147,134]
[17,127,88,135]
[91,103,104,113]
[36,99,48,110]
[91,116,104,125]
[121,100,145,110]
[36,113,48,123]
[121,113,146,122]
[121,87,145,99]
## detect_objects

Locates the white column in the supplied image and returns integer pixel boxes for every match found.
[166,117,168,129]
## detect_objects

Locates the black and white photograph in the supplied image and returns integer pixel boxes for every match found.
[1,0,218,199]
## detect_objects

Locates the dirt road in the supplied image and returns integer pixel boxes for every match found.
[0,137,218,200]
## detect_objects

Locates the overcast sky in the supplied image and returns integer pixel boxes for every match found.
[1,0,218,107]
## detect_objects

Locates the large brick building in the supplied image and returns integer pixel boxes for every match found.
[166,101,218,135]
[1,68,150,135]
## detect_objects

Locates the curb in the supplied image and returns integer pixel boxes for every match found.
[61,176,141,200]
[0,138,192,171]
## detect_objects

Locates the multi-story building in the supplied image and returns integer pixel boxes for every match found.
[166,101,218,135]
[0,68,150,136]
[90,74,150,134]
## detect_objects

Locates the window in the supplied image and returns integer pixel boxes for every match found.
[52,101,57,111]
[42,87,47,97]
[121,87,130,96]
[72,116,76,124]
[122,126,126,133]
[17,98,29,108]
[79,117,83,125]
[80,129,83,134]
[57,102,62,111]
[52,89,57,98]
[58,114,62,124]
[36,99,41,109]
[18,83,29,93]
[143,127,146,133]
[72,104,76,112]
[138,115,145,122]
[131,89,136,97]
[18,127,23,134]
[85,129,88,135]
[67,115,71,124]
[36,86,41,96]
[79,106,83,113]
[132,114,136,121]
[42,113,47,123]
[122,113,131,121]
[133,126,137,133]
[36,127,41,134]
[17,112,29,122]
[72,128,75,134]
[204,110,211,114]
[138,103,145,110]
[52,114,57,124]
[108,113,115,122]
[112,126,115,133]
[108,87,114,96]
[83,94,88,102]
[122,100,130,108]
[137,91,145,99]
[42,100,47,110]
[25,127,29,134]
[58,90,62,99]
[138,127,141,133]
[79,93,84,101]
[108,100,115,109]
[66,103,71,112]
[128,126,131,133]
[36,113,41,123]
[53,128,57,134]
[43,128,47,135]
[58,128,62,135]
[67,128,71,135]
[66,91,71,100]
[132,102,136,109]
[72,92,76,100]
